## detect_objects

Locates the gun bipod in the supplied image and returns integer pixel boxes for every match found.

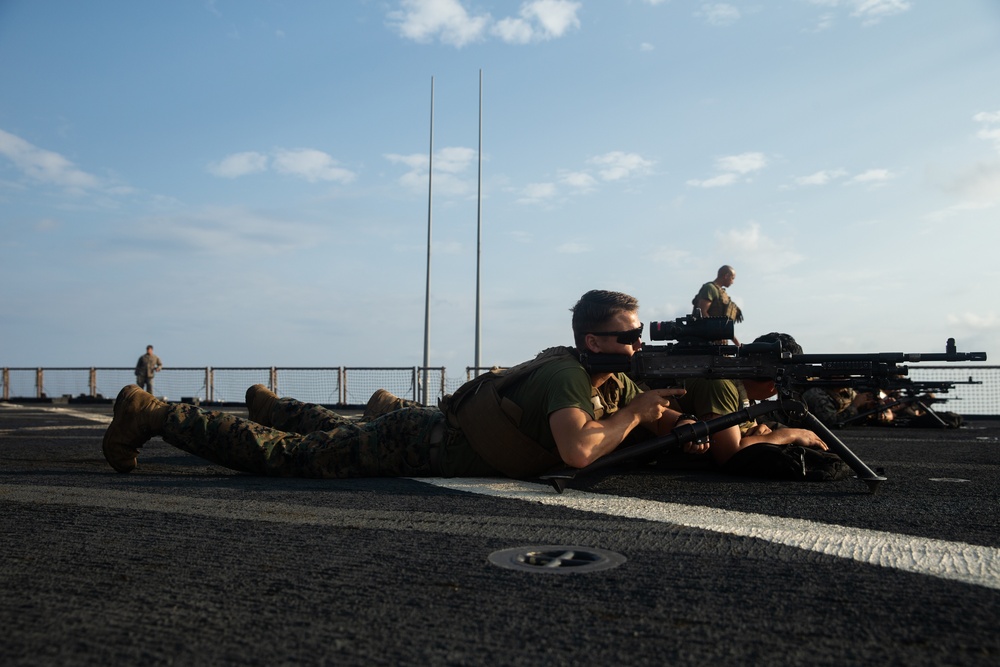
[781,399,886,493]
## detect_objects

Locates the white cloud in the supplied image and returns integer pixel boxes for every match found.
[974,110,1000,154]
[509,151,652,202]
[588,151,655,181]
[846,168,894,186]
[923,113,1000,221]
[849,0,911,26]
[639,42,655,52]
[385,152,427,171]
[789,166,895,190]
[387,0,490,47]
[793,168,848,186]
[978,128,1000,150]
[386,146,477,196]
[130,206,329,255]
[516,181,557,204]
[500,0,587,45]
[208,151,268,178]
[492,16,534,44]
[686,173,740,188]
[805,0,912,27]
[974,110,1000,124]
[272,148,356,183]
[560,171,598,190]
[947,312,999,328]
[434,146,478,173]
[924,199,996,224]
[698,3,741,27]
[714,221,805,268]
[386,147,476,175]
[388,0,580,47]
[806,12,837,32]
[0,129,101,191]
[717,152,767,174]
[556,241,590,254]
[939,162,1000,203]
[509,230,534,244]
[687,151,766,188]
[209,148,355,183]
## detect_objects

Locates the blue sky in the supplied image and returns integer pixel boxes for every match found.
[1,0,998,370]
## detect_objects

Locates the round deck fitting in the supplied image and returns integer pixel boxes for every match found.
[488,545,626,574]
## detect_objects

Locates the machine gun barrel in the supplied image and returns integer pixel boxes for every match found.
[581,338,987,389]
[790,351,987,364]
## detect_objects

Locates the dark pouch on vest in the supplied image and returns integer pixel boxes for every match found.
[455,382,562,479]
[722,443,852,482]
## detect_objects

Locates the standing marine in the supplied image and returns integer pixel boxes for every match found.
[692,265,743,345]
[134,345,163,395]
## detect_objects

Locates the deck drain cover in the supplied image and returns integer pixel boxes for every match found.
[488,545,626,574]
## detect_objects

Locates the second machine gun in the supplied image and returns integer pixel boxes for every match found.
[834,376,982,428]
[541,313,987,494]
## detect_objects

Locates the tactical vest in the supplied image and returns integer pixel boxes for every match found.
[692,285,744,323]
[438,347,577,478]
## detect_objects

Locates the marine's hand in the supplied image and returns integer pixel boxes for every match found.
[681,440,710,454]
[783,428,827,450]
[745,423,772,437]
[630,389,685,423]
[674,413,709,454]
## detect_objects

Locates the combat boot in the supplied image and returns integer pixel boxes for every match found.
[102,385,169,473]
[245,384,278,427]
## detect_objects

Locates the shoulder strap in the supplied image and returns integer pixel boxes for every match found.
[440,346,577,420]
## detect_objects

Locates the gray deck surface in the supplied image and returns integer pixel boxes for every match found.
[2,401,998,666]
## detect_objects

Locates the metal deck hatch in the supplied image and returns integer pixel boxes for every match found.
[488,545,626,574]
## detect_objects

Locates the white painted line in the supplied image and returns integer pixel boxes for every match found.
[0,403,112,425]
[420,478,1000,591]
[1,424,107,432]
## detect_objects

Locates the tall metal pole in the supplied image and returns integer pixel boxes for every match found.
[422,77,434,405]
[474,69,483,373]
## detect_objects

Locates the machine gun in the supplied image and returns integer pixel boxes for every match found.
[835,376,982,428]
[540,313,987,494]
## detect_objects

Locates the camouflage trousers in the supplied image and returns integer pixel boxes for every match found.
[161,399,447,478]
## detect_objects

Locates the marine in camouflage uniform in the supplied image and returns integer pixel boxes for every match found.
[110,349,646,480]
[135,345,163,394]
[800,387,859,428]
[159,396,493,478]
[102,290,697,480]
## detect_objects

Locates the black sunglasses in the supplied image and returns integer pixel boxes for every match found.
[587,323,644,345]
